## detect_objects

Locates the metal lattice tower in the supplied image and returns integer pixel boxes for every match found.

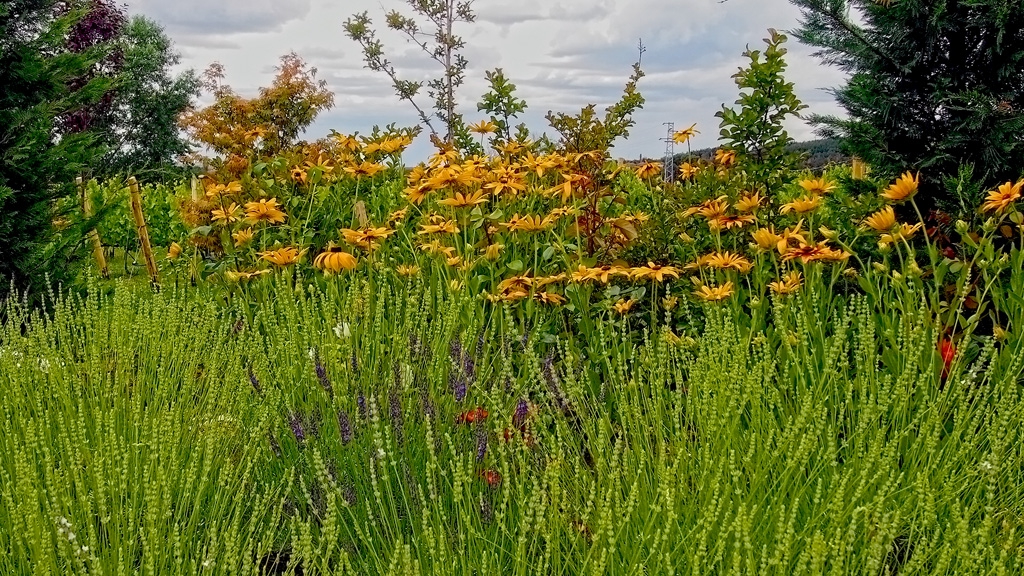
[662,122,675,183]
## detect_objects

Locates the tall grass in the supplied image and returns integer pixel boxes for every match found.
[1,271,1022,574]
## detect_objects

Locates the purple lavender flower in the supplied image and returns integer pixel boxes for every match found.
[450,374,467,403]
[463,356,476,381]
[350,352,359,375]
[248,368,263,396]
[450,339,464,364]
[390,389,404,446]
[480,495,493,525]
[314,355,332,395]
[513,398,529,429]
[475,422,488,462]
[338,410,353,445]
[288,413,306,445]
[357,392,368,420]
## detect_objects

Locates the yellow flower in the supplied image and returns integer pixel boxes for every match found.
[682,196,730,219]
[419,240,456,258]
[714,149,736,167]
[799,178,836,195]
[211,202,242,225]
[344,161,385,178]
[290,167,308,185]
[573,265,626,284]
[535,292,566,305]
[630,262,680,282]
[634,161,662,179]
[396,264,420,277]
[678,162,699,179]
[880,171,919,203]
[750,227,783,252]
[387,208,409,223]
[780,195,822,214]
[708,214,757,231]
[232,227,255,247]
[695,281,735,302]
[672,123,700,144]
[880,223,923,246]
[482,243,504,261]
[483,166,527,197]
[313,244,357,273]
[707,252,753,274]
[863,206,897,232]
[341,227,396,251]
[404,183,432,205]
[501,214,554,233]
[768,271,803,295]
[613,298,634,314]
[167,242,182,260]
[245,198,286,225]
[468,120,498,134]
[438,190,489,208]
[980,180,1023,214]
[782,241,849,263]
[734,192,763,213]
[224,269,271,282]
[418,219,460,235]
[260,246,306,267]
[205,180,242,199]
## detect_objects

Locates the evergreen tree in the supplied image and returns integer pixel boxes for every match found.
[1,0,114,298]
[788,0,1024,210]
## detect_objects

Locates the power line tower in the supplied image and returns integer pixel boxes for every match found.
[662,122,675,183]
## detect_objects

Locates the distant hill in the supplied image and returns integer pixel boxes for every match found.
[636,139,848,172]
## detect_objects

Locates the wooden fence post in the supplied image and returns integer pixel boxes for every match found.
[852,156,869,180]
[78,177,109,279]
[127,176,160,287]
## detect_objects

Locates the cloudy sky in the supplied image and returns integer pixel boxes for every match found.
[122,0,848,160]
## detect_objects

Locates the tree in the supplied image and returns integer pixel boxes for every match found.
[788,0,1024,211]
[716,29,807,196]
[178,53,334,176]
[344,0,475,148]
[101,16,201,178]
[1,0,115,298]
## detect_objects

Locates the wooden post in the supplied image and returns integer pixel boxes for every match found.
[852,156,869,180]
[127,176,160,287]
[78,177,109,279]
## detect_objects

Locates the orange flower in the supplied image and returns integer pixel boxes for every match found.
[535,292,566,305]
[344,161,385,178]
[695,281,735,302]
[980,180,1023,214]
[768,271,802,295]
[880,171,919,203]
[678,162,699,179]
[750,227,783,252]
[799,178,836,195]
[456,407,489,424]
[438,190,489,208]
[630,262,680,282]
[714,149,736,167]
[780,195,822,215]
[501,214,554,233]
[396,264,420,277]
[863,206,897,232]
[260,246,306,266]
[245,198,286,225]
[634,161,662,179]
[418,219,460,235]
[672,123,699,144]
[211,202,241,225]
[734,192,763,213]
[232,227,255,247]
[613,298,634,314]
[707,252,753,273]
[341,226,396,250]
[313,244,357,273]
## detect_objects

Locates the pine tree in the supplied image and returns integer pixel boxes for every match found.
[788,0,1024,211]
[1,0,115,298]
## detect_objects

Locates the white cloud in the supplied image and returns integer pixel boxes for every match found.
[124,0,848,159]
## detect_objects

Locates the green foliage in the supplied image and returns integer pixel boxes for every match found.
[100,16,201,179]
[545,52,646,154]
[789,0,1024,213]
[716,29,808,195]
[477,68,529,145]
[0,0,115,298]
[2,264,1022,574]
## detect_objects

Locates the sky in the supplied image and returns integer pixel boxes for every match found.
[122,0,848,161]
